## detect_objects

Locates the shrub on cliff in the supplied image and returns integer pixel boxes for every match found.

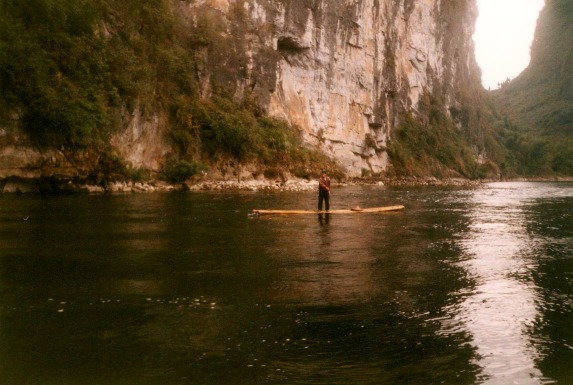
[168,95,343,178]
[388,111,489,179]
[162,160,207,183]
[0,0,112,147]
[0,0,190,147]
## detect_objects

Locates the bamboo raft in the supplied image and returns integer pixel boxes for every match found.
[252,205,405,215]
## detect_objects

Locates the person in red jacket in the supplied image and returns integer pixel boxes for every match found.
[318,169,331,211]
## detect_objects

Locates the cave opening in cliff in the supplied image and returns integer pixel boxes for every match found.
[277,36,308,54]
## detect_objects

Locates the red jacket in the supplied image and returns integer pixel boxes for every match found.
[319,175,331,192]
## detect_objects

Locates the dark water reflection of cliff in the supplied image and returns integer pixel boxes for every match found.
[0,182,572,384]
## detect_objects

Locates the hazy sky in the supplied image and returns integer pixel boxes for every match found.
[474,0,545,90]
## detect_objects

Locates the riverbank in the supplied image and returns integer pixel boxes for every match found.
[0,175,322,194]
[2,175,571,194]
[0,175,478,194]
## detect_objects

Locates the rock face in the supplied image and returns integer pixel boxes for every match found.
[0,0,482,182]
[110,106,172,172]
[183,0,481,175]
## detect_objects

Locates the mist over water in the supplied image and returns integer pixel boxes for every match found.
[1,182,572,384]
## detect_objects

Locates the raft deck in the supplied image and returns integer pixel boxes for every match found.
[252,205,405,215]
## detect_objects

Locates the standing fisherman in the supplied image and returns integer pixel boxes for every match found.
[318,169,331,211]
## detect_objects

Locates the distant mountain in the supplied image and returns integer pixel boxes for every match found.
[497,0,573,134]
[494,0,573,175]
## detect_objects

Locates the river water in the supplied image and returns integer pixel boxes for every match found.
[0,181,572,384]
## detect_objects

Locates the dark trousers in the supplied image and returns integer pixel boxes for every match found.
[318,190,329,211]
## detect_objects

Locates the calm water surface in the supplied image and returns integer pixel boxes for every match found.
[1,182,572,384]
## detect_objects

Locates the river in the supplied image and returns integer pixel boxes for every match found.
[0,181,572,384]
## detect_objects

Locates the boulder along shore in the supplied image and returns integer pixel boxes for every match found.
[4,175,571,194]
[0,175,488,194]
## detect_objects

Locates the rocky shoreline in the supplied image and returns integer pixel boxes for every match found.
[0,175,479,194]
[2,175,572,194]
[0,175,324,194]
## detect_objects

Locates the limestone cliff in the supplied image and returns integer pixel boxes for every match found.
[180,0,481,175]
[0,0,484,185]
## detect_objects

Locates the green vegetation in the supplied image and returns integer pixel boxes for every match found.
[170,95,342,179]
[0,0,341,182]
[162,160,206,183]
[0,0,111,146]
[387,93,501,179]
[493,118,573,176]
[493,78,573,176]
[0,0,194,147]
[491,0,573,177]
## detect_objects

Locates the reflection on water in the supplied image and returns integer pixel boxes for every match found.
[447,183,543,384]
[265,211,386,305]
[1,183,573,384]
[445,182,573,384]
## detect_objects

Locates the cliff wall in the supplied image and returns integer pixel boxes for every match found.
[181,0,481,175]
[0,0,484,184]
